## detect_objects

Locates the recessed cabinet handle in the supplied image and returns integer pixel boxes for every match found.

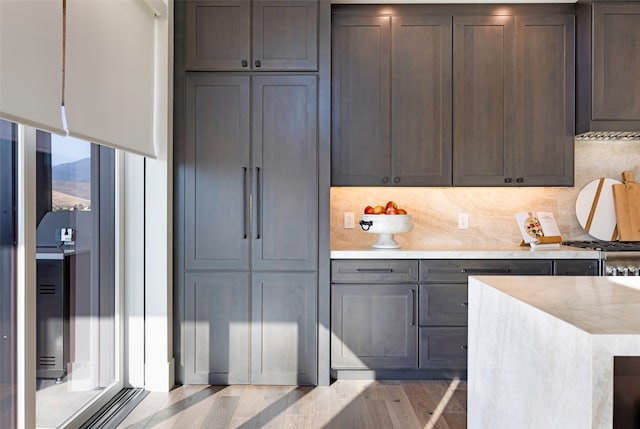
[516,177,524,183]
[356,268,393,273]
[504,177,513,183]
[255,60,261,68]
[461,345,468,351]
[461,302,468,307]
[241,60,248,68]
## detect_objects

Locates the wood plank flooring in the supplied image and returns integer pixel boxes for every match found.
[116,380,467,429]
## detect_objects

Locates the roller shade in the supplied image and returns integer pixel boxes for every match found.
[65,0,157,158]
[0,1,66,135]
[0,0,158,158]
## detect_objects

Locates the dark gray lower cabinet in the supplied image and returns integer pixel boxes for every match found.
[330,258,597,379]
[419,327,467,369]
[331,283,418,369]
[184,271,317,385]
[184,272,251,384]
[251,272,317,385]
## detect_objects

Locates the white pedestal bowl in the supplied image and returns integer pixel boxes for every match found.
[359,214,413,249]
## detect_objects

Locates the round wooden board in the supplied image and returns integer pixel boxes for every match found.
[575,178,622,241]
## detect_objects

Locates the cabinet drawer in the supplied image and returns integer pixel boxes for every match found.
[331,260,419,283]
[553,260,599,276]
[419,327,467,369]
[419,284,468,326]
[419,259,552,282]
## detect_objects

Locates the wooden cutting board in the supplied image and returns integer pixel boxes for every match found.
[575,177,622,241]
[612,171,640,241]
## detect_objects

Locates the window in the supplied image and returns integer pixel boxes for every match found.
[35,133,119,428]
[0,120,17,429]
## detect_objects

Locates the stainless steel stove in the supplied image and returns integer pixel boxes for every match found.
[562,240,640,276]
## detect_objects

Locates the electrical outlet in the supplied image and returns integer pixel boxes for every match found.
[344,212,355,229]
[457,213,469,230]
[60,227,73,242]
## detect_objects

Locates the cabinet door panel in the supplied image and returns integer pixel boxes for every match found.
[419,327,467,369]
[453,15,514,186]
[515,15,574,186]
[252,75,317,271]
[392,15,452,186]
[185,75,250,270]
[419,283,468,326]
[331,16,391,186]
[331,284,418,369]
[253,0,318,70]
[251,272,317,385]
[185,0,251,70]
[184,272,250,384]
[593,4,640,120]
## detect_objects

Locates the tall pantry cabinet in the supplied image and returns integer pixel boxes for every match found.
[175,0,324,385]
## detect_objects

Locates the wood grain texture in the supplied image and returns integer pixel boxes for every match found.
[116,381,467,429]
[613,172,640,241]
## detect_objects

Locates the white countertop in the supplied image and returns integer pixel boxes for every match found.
[331,244,601,259]
[470,275,640,334]
[468,275,640,428]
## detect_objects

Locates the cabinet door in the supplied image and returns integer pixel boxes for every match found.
[331,16,391,186]
[514,15,574,187]
[419,327,467,369]
[592,3,640,121]
[251,272,317,385]
[453,15,515,186]
[419,283,468,326]
[251,75,317,271]
[184,272,251,384]
[185,0,251,71]
[253,0,318,71]
[391,15,452,186]
[331,284,418,369]
[185,74,250,270]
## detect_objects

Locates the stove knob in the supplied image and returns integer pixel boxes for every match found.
[618,266,630,276]
[606,266,617,276]
[630,266,640,276]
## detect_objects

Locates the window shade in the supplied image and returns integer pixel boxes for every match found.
[64,0,157,158]
[0,1,66,135]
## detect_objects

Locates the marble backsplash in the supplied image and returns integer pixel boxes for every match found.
[330,140,640,249]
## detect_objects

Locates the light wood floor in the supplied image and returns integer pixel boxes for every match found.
[116,380,467,429]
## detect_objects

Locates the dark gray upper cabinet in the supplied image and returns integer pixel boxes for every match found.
[331,16,391,186]
[576,2,640,133]
[185,0,318,71]
[331,15,452,186]
[454,13,574,186]
[513,14,574,187]
[453,15,515,186]
[391,16,452,186]
[332,5,575,187]
[185,74,317,272]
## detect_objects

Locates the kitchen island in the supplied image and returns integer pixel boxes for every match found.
[468,275,640,429]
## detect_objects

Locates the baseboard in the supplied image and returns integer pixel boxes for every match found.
[144,357,175,392]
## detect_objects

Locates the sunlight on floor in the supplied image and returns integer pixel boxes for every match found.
[424,378,460,429]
